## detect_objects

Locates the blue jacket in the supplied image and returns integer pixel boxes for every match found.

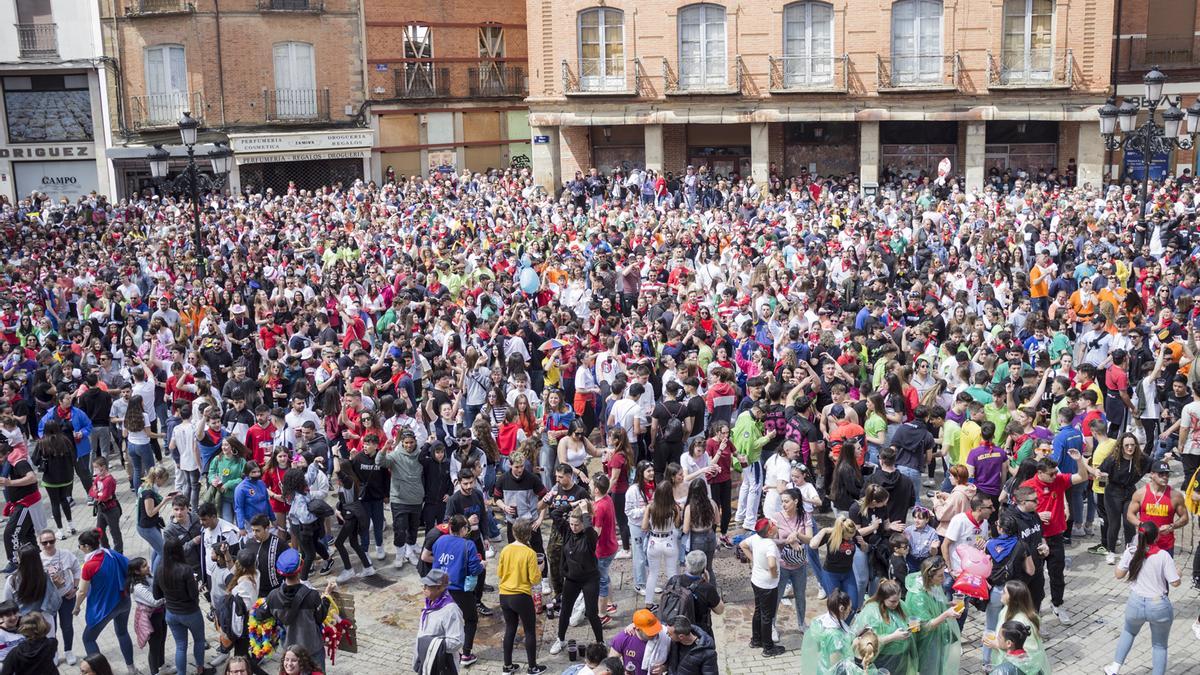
[197,428,228,473]
[234,477,272,530]
[38,406,93,458]
[1051,425,1083,475]
[431,534,484,592]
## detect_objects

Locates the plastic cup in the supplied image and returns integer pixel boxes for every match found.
[909,618,921,633]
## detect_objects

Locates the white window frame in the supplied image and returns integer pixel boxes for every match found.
[143,44,188,125]
[578,7,626,91]
[891,0,943,84]
[1002,0,1054,82]
[272,41,316,119]
[677,3,727,89]
[782,2,834,87]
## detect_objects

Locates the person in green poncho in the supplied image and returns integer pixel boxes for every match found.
[900,556,962,675]
[801,589,855,675]
[832,628,892,675]
[986,581,1051,674]
[850,579,919,675]
[990,620,1047,675]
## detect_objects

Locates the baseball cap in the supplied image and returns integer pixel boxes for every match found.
[755,517,772,533]
[830,404,846,419]
[1151,461,1171,474]
[421,569,450,587]
[632,609,662,636]
[275,548,301,577]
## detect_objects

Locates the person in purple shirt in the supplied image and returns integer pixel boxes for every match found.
[609,609,669,675]
[966,421,1007,526]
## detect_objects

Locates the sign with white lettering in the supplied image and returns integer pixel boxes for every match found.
[0,144,91,159]
[13,160,99,201]
[227,130,374,155]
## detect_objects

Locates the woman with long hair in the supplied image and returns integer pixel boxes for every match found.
[208,437,248,524]
[282,466,327,580]
[2,543,60,633]
[900,555,963,674]
[332,459,375,582]
[280,645,324,675]
[984,580,1051,673]
[771,487,811,634]
[863,394,888,466]
[682,478,719,583]
[32,420,77,537]
[810,516,868,612]
[154,536,206,675]
[263,447,292,531]
[800,589,855,675]
[831,438,864,515]
[1105,521,1180,675]
[625,460,655,594]
[123,395,160,491]
[848,484,889,602]
[128,555,166,675]
[704,421,735,546]
[37,528,79,665]
[226,549,270,675]
[135,465,170,574]
[1099,434,1148,564]
[603,429,635,554]
[641,480,681,609]
[850,579,918,674]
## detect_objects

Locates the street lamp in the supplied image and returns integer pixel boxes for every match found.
[1099,67,1200,235]
[144,111,231,280]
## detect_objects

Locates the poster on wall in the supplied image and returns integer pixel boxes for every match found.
[13,160,99,201]
[3,75,93,143]
[427,149,456,173]
[1123,148,1169,181]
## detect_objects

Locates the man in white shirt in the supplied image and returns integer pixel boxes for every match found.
[607,381,643,445]
[738,518,783,657]
[284,396,321,434]
[940,494,994,579]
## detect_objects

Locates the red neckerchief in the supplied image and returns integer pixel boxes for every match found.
[56,406,71,420]
[966,511,983,528]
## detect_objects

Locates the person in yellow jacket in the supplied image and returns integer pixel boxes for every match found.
[496,518,548,673]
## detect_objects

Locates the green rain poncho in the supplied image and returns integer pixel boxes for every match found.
[800,613,855,675]
[832,660,893,675]
[990,612,1051,675]
[850,600,917,675]
[900,573,961,675]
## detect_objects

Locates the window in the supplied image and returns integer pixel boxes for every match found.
[144,45,187,125]
[678,4,727,89]
[1002,0,1053,82]
[273,42,316,118]
[891,0,942,84]
[782,2,833,87]
[478,25,505,94]
[578,8,625,90]
[3,74,91,142]
[402,25,435,97]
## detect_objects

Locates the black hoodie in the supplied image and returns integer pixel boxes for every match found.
[864,465,915,525]
[0,636,58,675]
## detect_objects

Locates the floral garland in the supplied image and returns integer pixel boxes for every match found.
[247,597,284,659]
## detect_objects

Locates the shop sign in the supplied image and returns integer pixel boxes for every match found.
[228,130,374,155]
[0,144,91,159]
[236,149,370,166]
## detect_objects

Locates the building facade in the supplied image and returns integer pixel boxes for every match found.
[1112,0,1200,179]
[526,0,1114,192]
[98,0,369,197]
[364,0,530,181]
[0,0,110,202]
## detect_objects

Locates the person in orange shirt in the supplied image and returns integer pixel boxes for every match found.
[1096,265,1128,317]
[827,404,866,466]
[1029,253,1054,313]
[1069,277,1099,329]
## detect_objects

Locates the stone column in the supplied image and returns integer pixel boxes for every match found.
[965,120,986,192]
[531,126,560,194]
[860,121,880,188]
[750,122,769,184]
[645,124,664,172]
[1076,121,1104,188]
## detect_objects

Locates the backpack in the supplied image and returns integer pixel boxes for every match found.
[657,575,698,624]
[660,401,687,444]
[215,591,250,640]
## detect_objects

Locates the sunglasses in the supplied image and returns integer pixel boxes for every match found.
[39,540,55,546]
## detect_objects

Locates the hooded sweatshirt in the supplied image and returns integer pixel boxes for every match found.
[864,465,916,525]
[382,444,425,506]
[0,635,57,675]
[265,582,330,671]
[667,627,719,675]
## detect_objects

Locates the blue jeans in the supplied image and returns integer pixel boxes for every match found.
[982,584,1005,664]
[776,565,809,629]
[1066,482,1086,538]
[463,403,483,429]
[358,499,385,549]
[898,465,923,500]
[82,595,133,666]
[56,594,76,652]
[137,525,165,574]
[597,554,615,598]
[128,442,154,490]
[629,521,648,588]
[1115,594,1173,675]
[166,608,206,675]
[853,547,870,604]
[821,568,860,613]
[220,498,236,525]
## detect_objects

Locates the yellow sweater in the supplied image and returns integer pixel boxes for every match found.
[497,541,542,596]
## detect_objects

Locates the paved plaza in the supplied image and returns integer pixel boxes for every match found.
[72,458,1200,675]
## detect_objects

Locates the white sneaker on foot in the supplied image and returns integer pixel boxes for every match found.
[374,545,386,561]
[335,570,355,584]
[1052,606,1073,625]
[65,651,77,666]
[816,588,827,600]
[360,565,377,577]
[56,528,65,540]
[1192,620,1200,640]
[393,554,407,569]
[615,549,631,559]
[1103,663,1121,675]
[407,550,420,566]
[549,638,564,655]
[1106,552,1116,565]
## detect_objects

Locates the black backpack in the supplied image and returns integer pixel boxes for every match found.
[215,591,249,640]
[660,401,687,444]
[657,574,697,624]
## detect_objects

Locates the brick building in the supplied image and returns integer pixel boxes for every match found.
[1111,0,1200,178]
[99,0,369,197]
[0,0,110,201]
[364,1,530,181]
[526,0,1115,193]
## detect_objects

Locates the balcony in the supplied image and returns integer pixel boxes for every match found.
[394,66,450,99]
[264,88,330,122]
[768,54,849,93]
[876,52,961,92]
[562,58,643,96]
[664,55,743,95]
[467,64,527,98]
[127,0,194,16]
[987,48,1073,89]
[257,0,323,10]
[14,23,58,59]
[130,92,204,130]
[1115,35,1200,81]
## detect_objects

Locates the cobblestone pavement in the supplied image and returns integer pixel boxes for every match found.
[66,459,1200,674]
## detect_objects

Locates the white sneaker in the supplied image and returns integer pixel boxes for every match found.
[781,597,794,607]
[816,587,827,600]
[56,528,65,540]
[335,570,355,584]
[540,580,551,595]
[1192,620,1200,640]
[1106,552,1116,565]
[393,554,407,569]
[549,638,564,655]
[407,549,420,567]
[360,565,377,578]
[771,623,779,643]
[374,545,386,561]
[1103,663,1121,675]
[615,549,631,559]
[1052,606,1073,626]
[65,651,77,666]
[126,666,144,675]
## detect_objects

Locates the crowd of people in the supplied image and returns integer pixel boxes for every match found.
[0,157,1198,675]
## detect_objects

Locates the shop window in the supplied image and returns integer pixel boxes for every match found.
[3,74,92,142]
